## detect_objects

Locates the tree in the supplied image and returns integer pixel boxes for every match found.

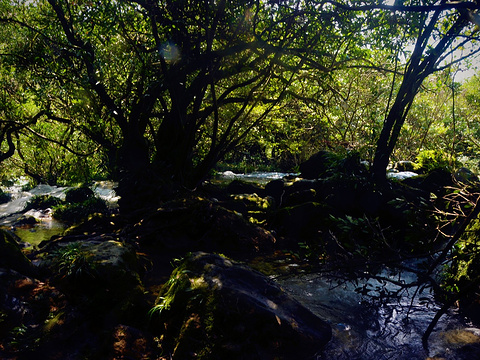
[0,0,372,212]
[363,0,480,181]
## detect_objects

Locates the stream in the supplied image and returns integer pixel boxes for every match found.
[0,179,119,246]
[2,173,480,359]
[216,171,480,359]
[276,269,480,359]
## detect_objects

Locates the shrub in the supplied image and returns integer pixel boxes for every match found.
[414,149,461,173]
[53,197,107,223]
[49,242,97,284]
[25,195,64,211]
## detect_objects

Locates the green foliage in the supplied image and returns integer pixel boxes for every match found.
[52,197,107,223]
[25,195,64,211]
[48,242,97,284]
[414,149,461,173]
[440,217,480,301]
[149,255,204,319]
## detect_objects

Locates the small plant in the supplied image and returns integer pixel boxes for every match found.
[49,242,97,283]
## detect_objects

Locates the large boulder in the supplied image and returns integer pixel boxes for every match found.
[299,150,339,179]
[454,167,479,185]
[65,186,95,204]
[152,252,332,360]
[37,234,145,318]
[0,229,35,276]
[131,198,276,256]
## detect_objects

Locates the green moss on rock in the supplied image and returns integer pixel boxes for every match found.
[151,252,331,360]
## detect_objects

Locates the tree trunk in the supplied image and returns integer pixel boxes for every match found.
[371,12,469,183]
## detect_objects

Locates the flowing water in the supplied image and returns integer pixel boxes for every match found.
[213,170,299,185]
[275,267,480,360]
[3,173,480,358]
[0,179,119,246]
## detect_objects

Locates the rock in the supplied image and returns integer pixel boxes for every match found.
[394,161,416,172]
[227,179,265,196]
[228,193,275,222]
[454,167,479,185]
[0,230,35,276]
[38,234,144,315]
[284,188,317,207]
[65,186,95,204]
[299,150,339,179]
[0,268,73,358]
[14,215,38,226]
[131,199,276,256]
[265,179,285,206]
[403,168,454,196]
[25,194,64,211]
[153,252,332,360]
[109,325,159,360]
[0,188,11,204]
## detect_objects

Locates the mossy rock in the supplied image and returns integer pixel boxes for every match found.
[65,186,95,204]
[299,150,341,179]
[133,198,276,256]
[53,197,108,223]
[38,234,144,317]
[0,188,11,204]
[25,195,64,211]
[152,252,331,360]
[14,215,38,226]
[0,230,35,276]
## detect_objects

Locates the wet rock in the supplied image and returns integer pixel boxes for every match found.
[13,215,38,226]
[152,252,332,360]
[454,167,479,185]
[0,188,11,204]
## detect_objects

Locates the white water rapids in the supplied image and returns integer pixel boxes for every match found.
[0,179,119,245]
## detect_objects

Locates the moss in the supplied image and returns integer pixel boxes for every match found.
[25,195,64,211]
[0,230,34,275]
[53,197,107,223]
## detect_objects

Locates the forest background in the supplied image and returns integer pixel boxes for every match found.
[4,1,480,357]
[2,0,480,199]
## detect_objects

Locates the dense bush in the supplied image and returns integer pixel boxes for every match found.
[414,149,461,173]
[53,197,107,223]
[25,195,64,211]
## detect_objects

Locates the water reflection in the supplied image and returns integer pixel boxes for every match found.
[276,271,480,360]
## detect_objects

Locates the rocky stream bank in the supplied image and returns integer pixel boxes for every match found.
[2,152,480,359]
